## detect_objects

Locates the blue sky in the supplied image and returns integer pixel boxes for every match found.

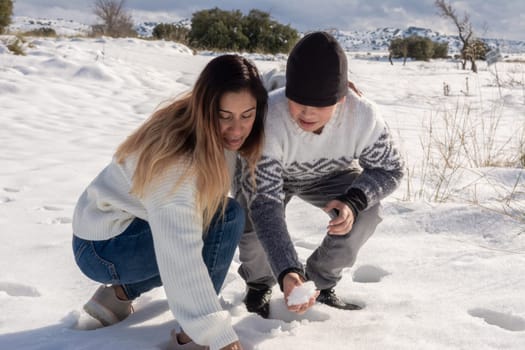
[14,0,525,41]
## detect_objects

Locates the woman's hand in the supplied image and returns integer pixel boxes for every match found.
[169,330,243,350]
[283,272,318,314]
[221,340,243,350]
[324,200,354,235]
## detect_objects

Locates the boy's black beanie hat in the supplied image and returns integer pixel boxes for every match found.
[285,31,348,107]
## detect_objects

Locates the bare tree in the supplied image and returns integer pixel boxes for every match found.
[435,0,477,73]
[93,0,135,38]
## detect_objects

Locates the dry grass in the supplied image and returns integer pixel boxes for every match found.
[403,96,524,223]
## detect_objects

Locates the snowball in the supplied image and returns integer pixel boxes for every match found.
[287,281,317,306]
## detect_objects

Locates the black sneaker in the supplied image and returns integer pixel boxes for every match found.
[316,288,362,310]
[244,286,272,319]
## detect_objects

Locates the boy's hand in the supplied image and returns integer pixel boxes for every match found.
[324,199,355,235]
[283,273,318,314]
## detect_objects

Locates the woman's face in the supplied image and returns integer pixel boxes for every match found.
[219,90,257,151]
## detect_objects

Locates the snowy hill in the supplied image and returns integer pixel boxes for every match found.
[9,16,525,54]
[135,18,191,38]
[328,26,525,54]
[9,16,91,37]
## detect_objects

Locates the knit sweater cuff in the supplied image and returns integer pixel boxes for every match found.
[278,267,307,291]
[209,326,238,350]
[335,187,368,219]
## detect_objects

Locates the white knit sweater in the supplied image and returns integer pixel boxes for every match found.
[73,151,238,350]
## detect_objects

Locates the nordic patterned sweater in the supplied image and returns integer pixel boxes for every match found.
[73,151,238,350]
[240,87,405,285]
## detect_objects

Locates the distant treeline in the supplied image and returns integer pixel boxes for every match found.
[389,35,489,62]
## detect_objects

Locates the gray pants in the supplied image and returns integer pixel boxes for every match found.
[237,170,383,290]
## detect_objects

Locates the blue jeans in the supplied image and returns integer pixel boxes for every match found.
[73,198,245,300]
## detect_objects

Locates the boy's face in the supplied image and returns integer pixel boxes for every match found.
[288,99,342,134]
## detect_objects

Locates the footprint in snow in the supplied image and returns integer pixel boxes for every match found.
[294,240,319,250]
[39,217,72,224]
[3,187,20,193]
[469,308,525,332]
[0,196,14,203]
[41,205,63,211]
[353,265,390,283]
[0,281,41,297]
[66,311,106,331]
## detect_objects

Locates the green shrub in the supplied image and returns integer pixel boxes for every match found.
[7,36,25,55]
[408,36,434,61]
[23,27,57,37]
[389,37,409,58]
[389,35,449,61]
[189,7,298,53]
[152,23,190,44]
[468,39,490,60]
[243,9,298,54]
[432,42,449,58]
[0,0,13,34]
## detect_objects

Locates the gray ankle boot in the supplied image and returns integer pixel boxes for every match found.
[83,285,133,326]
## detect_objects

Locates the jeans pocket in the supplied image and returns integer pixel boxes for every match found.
[73,236,119,284]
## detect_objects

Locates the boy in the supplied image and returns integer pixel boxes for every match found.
[237,32,404,317]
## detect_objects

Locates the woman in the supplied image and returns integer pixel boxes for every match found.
[72,54,267,350]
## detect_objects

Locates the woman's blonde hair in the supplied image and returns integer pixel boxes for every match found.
[115,55,267,228]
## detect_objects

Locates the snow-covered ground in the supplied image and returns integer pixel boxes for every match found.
[1,35,524,349]
[8,16,92,37]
